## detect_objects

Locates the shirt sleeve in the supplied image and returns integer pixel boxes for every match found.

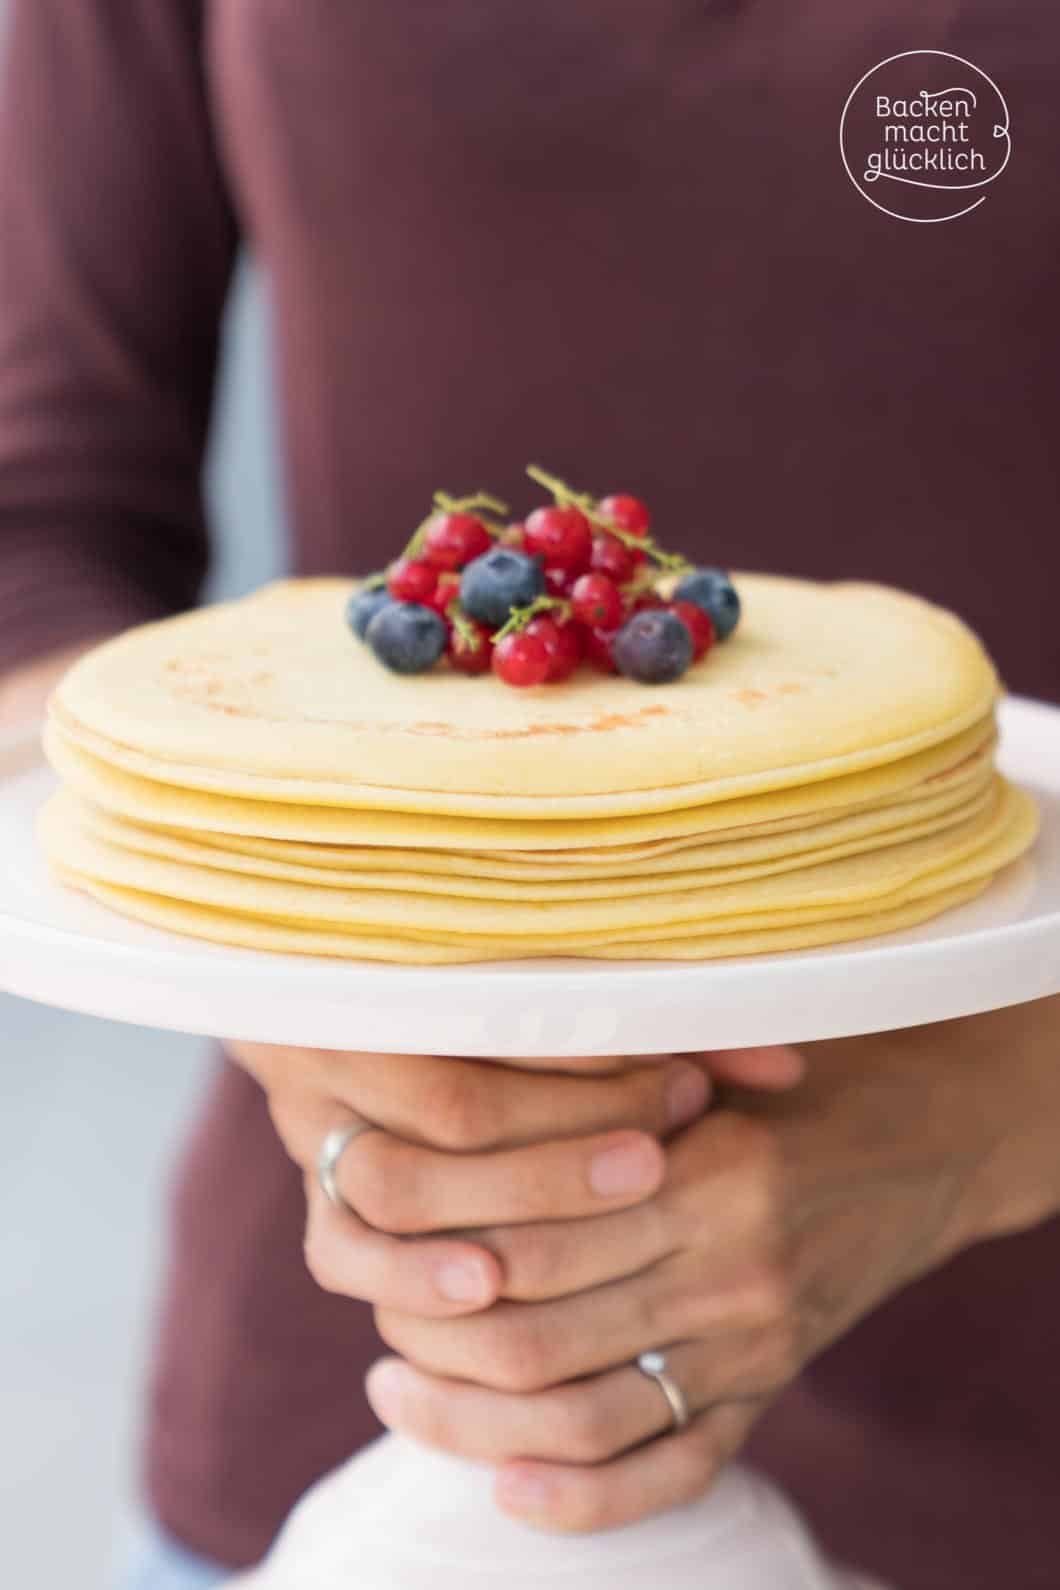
[0,0,238,674]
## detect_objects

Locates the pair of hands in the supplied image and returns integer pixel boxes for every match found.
[231,1000,1060,1532]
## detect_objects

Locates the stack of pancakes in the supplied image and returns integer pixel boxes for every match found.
[40,576,1037,963]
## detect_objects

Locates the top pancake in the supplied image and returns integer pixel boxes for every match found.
[53,574,999,818]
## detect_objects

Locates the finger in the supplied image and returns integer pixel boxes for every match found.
[375,1260,672,1389]
[472,1196,674,1301]
[303,1170,503,1314]
[493,1400,766,1533]
[299,1048,708,1153]
[339,1125,665,1236]
[364,1338,739,1465]
[376,1241,783,1393]
[699,1045,806,1091]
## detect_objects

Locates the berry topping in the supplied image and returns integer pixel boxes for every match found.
[492,630,551,688]
[524,505,593,574]
[590,533,635,584]
[447,614,493,674]
[525,615,583,683]
[669,599,716,660]
[387,557,438,604]
[570,571,624,630]
[598,494,650,536]
[366,602,448,674]
[460,547,547,628]
[584,626,620,673]
[612,609,693,684]
[351,467,737,688]
[673,568,741,641]
[423,512,492,571]
[346,583,392,640]
[543,565,576,599]
[527,465,688,574]
[425,571,462,614]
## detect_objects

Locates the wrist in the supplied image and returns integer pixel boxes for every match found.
[0,637,109,731]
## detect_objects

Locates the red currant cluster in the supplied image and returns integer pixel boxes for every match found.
[349,468,739,687]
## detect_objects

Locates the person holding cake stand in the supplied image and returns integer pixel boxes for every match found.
[0,4,1058,1588]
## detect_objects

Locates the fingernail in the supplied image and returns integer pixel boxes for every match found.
[666,1063,709,1128]
[436,1258,492,1303]
[365,1359,409,1421]
[497,1468,554,1512]
[589,1135,660,1197]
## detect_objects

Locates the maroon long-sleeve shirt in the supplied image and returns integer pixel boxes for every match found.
[1,3,1058,1584]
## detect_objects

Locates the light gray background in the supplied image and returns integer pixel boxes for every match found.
[1,250,287,1583]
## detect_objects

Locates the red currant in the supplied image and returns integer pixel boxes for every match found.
[492,630,551,688]
[571,571,624,630]
[590,533,635,584]
[425,571,461,614]
[447,617,493,674]
[632,588,665,613]
[525,615,583,683]
[387,558,438,604]
[524,505,592,574]
[423,512,492,571]
[544,565,576,599]
[598,494,650,535]
[584,626,620,673]
[669,600,716,661]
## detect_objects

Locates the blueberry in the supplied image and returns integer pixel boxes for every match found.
[459,548,546,629]
[346,583,393,640]
[366,601,447,674]
[612,609,693,684]
[673,568,741,641]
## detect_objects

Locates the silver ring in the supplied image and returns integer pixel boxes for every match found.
[636,1349,691,1431]
[317,1122,378,1213]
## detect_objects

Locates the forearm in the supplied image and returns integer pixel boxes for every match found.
[953,995,1060,1244]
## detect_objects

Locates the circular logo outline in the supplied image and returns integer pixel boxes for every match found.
[839,50,1011,224]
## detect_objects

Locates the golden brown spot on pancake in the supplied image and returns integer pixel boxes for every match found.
[734,689,768,707]
[409,704,671,740]
[777,682,805,695]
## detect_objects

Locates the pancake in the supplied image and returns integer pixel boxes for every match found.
[38,779,1036,943]
[48,867,990,964]
[46,866,991,964]
[59,778,997,898]
[43,714,996,851]
[52,575,999,816]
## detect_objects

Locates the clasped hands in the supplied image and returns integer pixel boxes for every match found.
[231,1003,1054,1532]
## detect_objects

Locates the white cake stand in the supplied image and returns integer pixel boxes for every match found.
[4,695,1060,1590]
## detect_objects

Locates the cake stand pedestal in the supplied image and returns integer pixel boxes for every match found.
[3,697,1060,1590]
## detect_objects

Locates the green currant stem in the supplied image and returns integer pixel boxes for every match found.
[447,605,483,652]
[491,594,571,643]
[433,489,510,518]
[525,464,692,574]
[401,490,512,561]
[401,511,439,561]
[620,567,658,603]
